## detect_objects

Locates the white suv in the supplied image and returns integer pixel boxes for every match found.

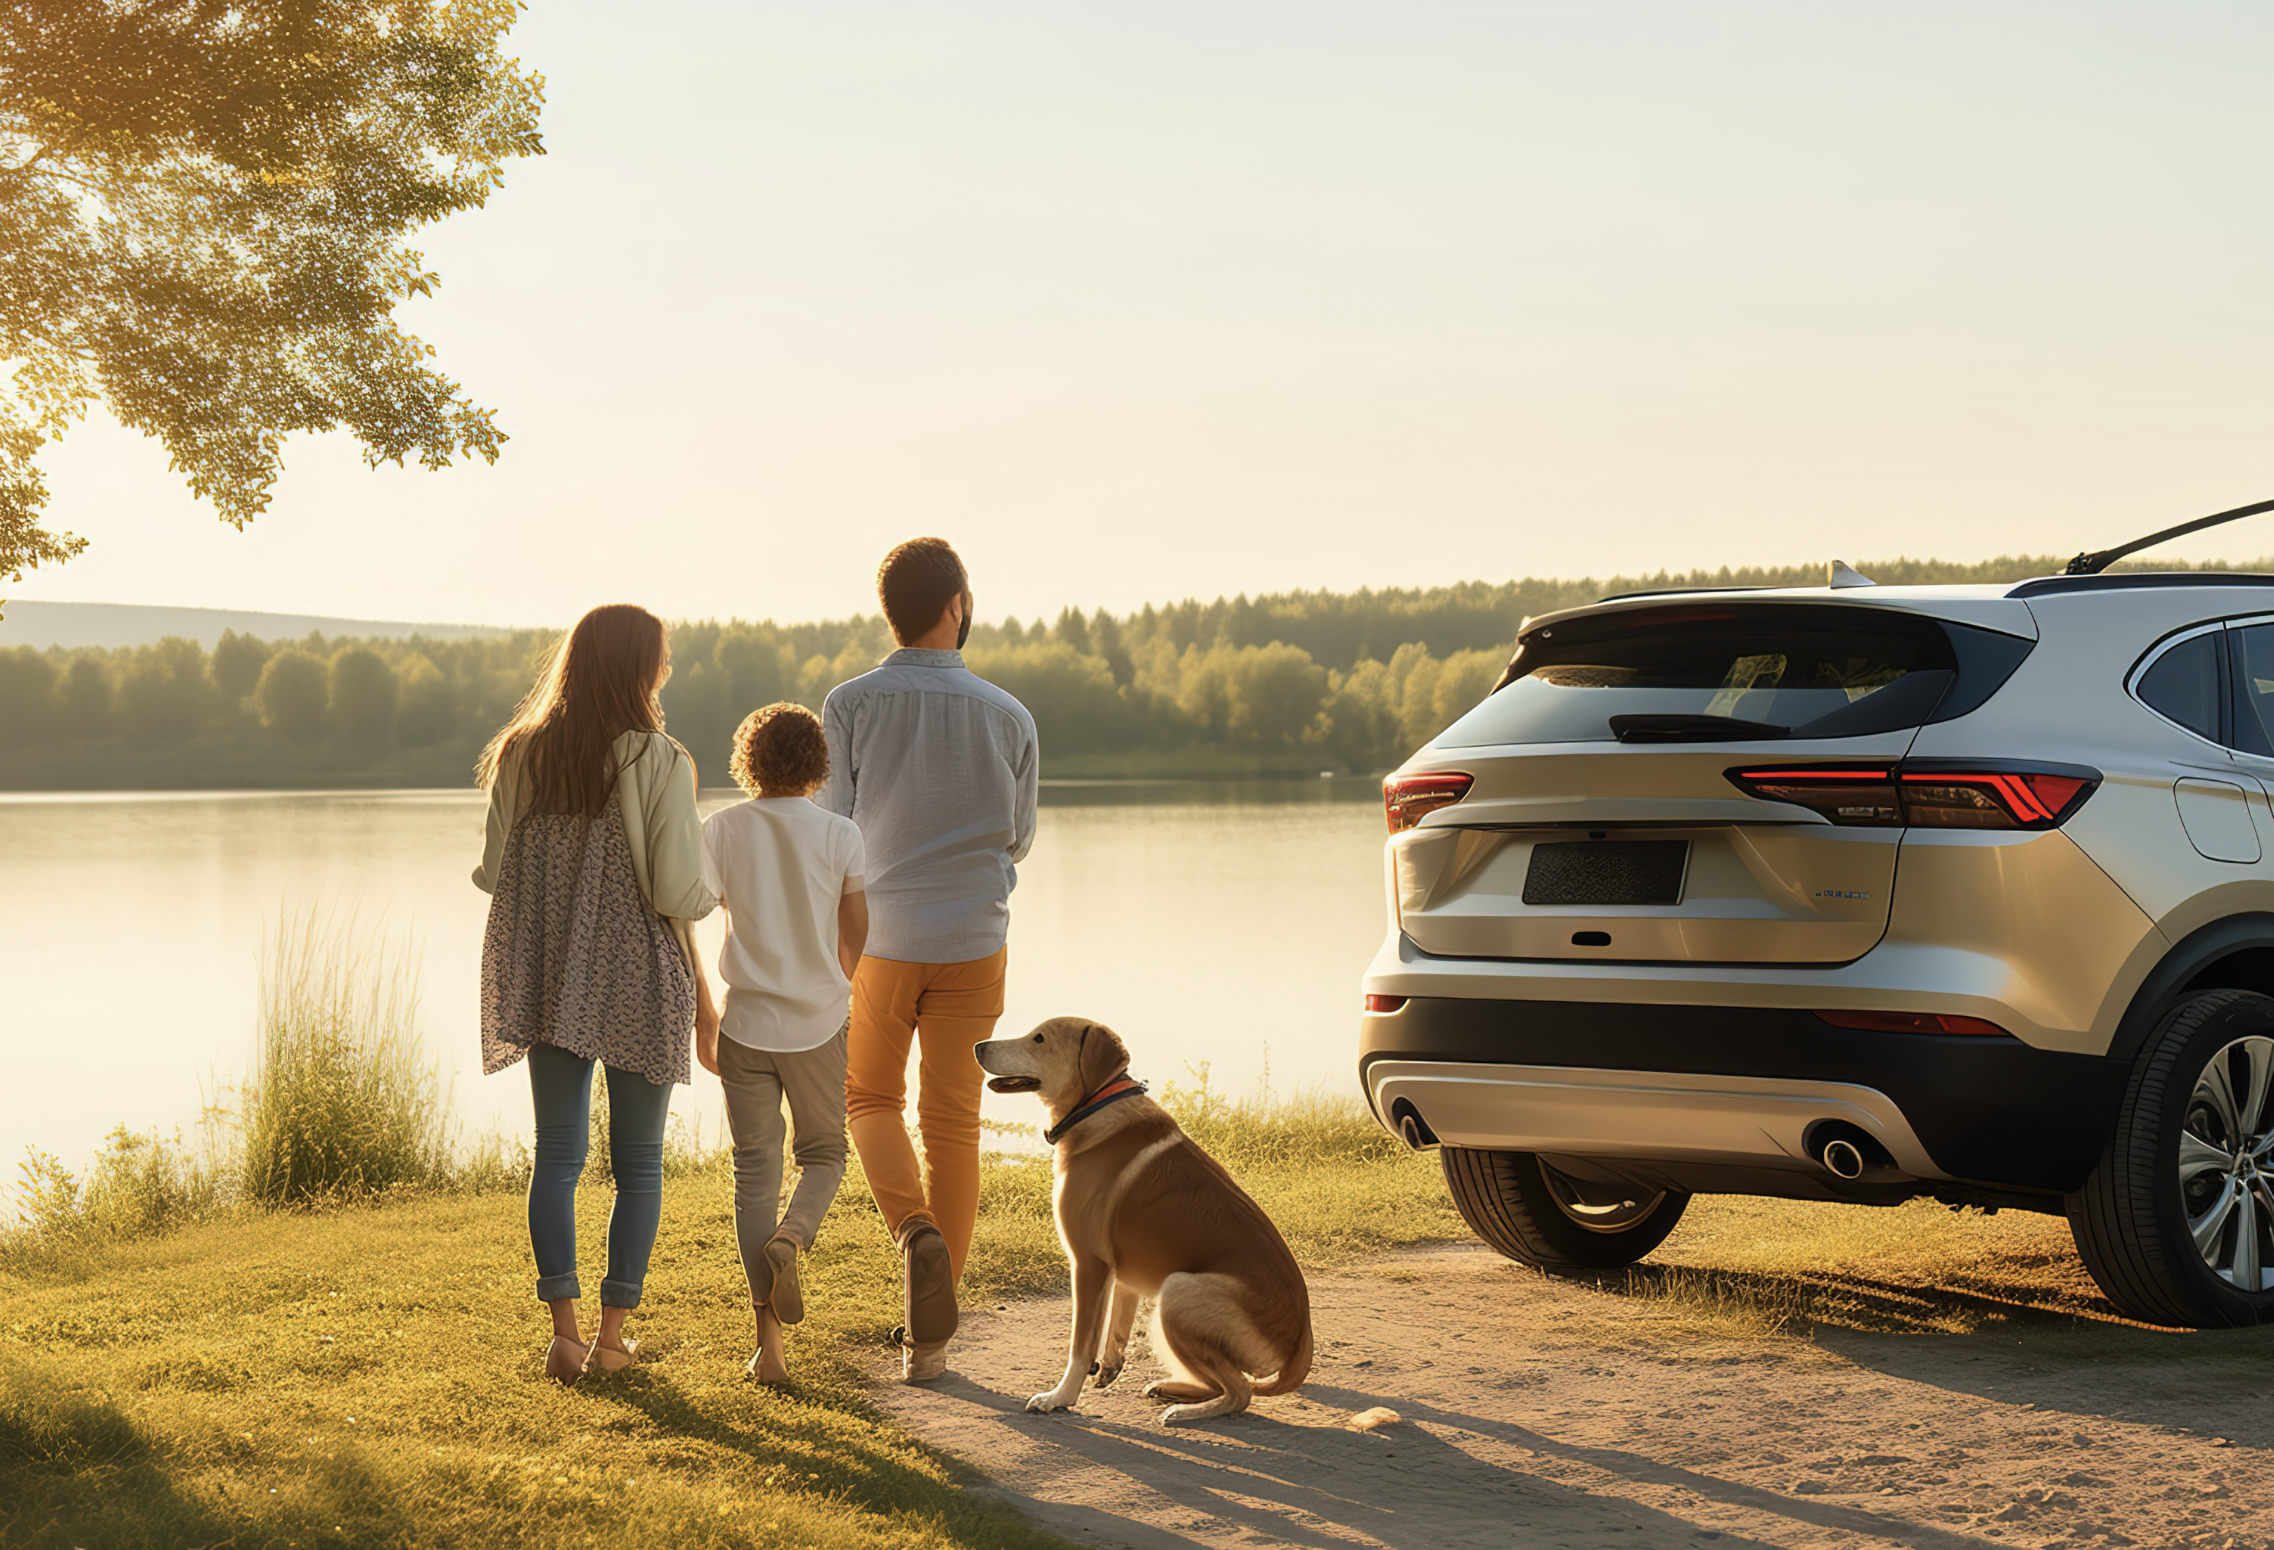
[1361,566,2274,1328]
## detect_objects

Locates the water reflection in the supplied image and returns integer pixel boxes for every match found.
[2,784,1389,1168]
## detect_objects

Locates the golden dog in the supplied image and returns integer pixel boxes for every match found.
[975,1016,1312,1423]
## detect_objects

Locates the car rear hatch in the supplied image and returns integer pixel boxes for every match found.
[1388,595,2036,964]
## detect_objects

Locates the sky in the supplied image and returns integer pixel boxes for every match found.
[20,0,2274,628]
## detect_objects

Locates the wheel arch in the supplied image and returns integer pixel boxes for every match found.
[2109,913,2274,1069]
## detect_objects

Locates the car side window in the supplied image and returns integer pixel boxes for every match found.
[2136,631,2222,742]
[2230,624,2274,756]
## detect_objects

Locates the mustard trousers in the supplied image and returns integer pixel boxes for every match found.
[843,947,1007,1282]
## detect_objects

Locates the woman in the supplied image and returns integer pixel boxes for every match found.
[472,603,718,1383]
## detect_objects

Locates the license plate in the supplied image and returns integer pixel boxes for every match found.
[1522,841,1690,907]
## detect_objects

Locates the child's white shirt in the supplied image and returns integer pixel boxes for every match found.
[699,796,866,1052]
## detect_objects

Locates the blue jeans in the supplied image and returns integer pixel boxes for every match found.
[526,1042,674,1309]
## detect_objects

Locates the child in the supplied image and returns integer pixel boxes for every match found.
[696,702,868,1383]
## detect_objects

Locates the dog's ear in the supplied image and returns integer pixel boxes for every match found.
[1077,1021,1128,1094]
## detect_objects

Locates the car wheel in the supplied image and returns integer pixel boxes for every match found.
[2068,988,2274,1328]
[1440,1147,1690,1270]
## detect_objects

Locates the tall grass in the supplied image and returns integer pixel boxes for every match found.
[1154,1061,1407,1171]
[236,911,453,1205]
[10,1124,227,1244]
[5,903,749,1262]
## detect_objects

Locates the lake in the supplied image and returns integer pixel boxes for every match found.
[1,782,1389,1172]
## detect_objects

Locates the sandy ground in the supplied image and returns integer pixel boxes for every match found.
[870,1243,2274,1550]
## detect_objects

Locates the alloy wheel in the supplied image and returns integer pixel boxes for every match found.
[1540,1163,1668,1234]
[2179,1035,2274,1292]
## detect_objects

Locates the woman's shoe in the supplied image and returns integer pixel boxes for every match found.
[582,1337,639,1377]
[544,1335,590,1386]
[763,1234,804,1325]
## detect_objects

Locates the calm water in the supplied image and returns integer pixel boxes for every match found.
[0,782,1387,1169]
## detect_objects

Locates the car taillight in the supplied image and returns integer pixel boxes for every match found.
[1364,994,1409,1012]
[1384,772,1474,833]
[1816,1009,2011,1037]
[1724,766,1902,826]
[1726,761,2098,830]
[1896,768,2095,829]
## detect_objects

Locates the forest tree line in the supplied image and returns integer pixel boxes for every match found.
[0,554,2231,788]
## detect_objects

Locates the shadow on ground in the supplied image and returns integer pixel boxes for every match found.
[924,1371,1786,1550]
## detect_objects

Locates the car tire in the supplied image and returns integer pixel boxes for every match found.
[2068,988,2274,1328]
[1440,1147,1690,1270]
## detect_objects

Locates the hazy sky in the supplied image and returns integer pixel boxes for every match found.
[21,1,2274,627]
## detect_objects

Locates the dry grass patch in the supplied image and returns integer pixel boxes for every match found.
[1564,1194,2137,1346]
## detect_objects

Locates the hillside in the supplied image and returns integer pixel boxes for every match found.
[0,601,515,651]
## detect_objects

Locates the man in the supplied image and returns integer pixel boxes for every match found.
[820,537,1039,1381]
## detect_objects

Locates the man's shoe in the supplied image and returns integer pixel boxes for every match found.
[901,1222,959,1347]
[901,1335,950,1382]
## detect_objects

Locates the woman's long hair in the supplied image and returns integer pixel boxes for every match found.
[478,605,670,817]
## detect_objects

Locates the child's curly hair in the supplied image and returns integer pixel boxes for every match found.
[729,702,830,796]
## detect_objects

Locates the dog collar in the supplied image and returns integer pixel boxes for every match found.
[1044,1074,1148,1144]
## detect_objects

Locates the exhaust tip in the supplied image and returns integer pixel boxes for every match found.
[1820,1138,1865,1180]
[1390,1099,1439,1151]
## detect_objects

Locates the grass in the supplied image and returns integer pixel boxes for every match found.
[0,1078,1454,1550]
[17,1059,2258,1547]
[240,911,458,1206]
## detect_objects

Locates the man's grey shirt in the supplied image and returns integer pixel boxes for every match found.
[818,648,1039,963]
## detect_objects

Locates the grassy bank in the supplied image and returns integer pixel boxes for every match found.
[0,1092,1457,1550]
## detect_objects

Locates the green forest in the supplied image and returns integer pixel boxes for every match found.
[0,553,2243,789]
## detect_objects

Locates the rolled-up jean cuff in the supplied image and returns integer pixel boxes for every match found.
[599,1278,643,1310]
[536,1270,581,1303]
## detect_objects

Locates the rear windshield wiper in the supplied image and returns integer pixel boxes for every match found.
[1609,713,1792,744]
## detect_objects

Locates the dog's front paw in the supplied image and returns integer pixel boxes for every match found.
[1025,1391,1073,1414]
[1092,1364,1122,1389]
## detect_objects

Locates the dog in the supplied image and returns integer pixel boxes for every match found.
[975,1016,1312,1424]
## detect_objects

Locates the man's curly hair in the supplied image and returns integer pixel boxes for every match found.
[729,702,830,796]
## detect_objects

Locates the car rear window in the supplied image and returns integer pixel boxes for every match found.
[1434,604,2024,748]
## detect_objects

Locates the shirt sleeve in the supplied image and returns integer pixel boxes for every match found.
[841,818,867,891]
[643,735,719,921]
[471,743,521,893]
[1008,712,1039,865]
[817,687,856,818]
[698,810,726,900]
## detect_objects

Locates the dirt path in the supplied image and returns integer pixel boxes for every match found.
[871,1244,2273,1550]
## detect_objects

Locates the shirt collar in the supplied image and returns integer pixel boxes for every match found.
[885,648,965,668]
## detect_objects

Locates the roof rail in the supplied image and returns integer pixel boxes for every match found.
[2066,495,2274,575]
[2010,572,2274,599]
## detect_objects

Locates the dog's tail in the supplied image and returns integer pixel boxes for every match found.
[1252,1318,1312,1395]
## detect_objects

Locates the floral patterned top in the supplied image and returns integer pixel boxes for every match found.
[479,799,696,1087]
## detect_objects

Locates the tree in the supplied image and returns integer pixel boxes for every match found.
[329,647,397,753]
[57,654,110,738]
[1222,642,1327,748]
[1089,610,1135,688]
[210,629,269,710]
[0,646,53,748]
[393,650,454,746]
[118,636,207,740]
[256,649,327,743]
[0,1,546,587]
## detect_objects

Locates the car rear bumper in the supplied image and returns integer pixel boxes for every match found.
[1366,1058,1944,1176]
[1359,993,2129,1194]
